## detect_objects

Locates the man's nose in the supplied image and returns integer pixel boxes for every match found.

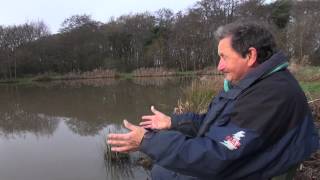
[217,59,225,71]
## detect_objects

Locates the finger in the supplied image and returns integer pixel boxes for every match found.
[111,146,132,153]
[107,140,128,146]
[123,119,137,131]
[140,124,154,129]
[139,122,152,128]
[141,115,154,120]
[139,121,151,126]
[151,105,158,115]
[108,133,129,140]
[140,125,152,129]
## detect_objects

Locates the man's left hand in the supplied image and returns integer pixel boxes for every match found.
[107,120,146,153]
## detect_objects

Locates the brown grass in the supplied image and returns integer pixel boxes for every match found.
[174,76,223,114]
[132,67,176,77]
[289,64,320,82]
[196,66,221,75]
[62,69,118,80]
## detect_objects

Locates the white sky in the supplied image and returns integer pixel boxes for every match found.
[0,0,199,33]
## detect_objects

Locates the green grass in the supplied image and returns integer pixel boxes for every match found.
[175,71,197,76]
[0,77,34,85]
[292,65,320,82]
[118,73,133,79]
[299,81,320,101]
[300,82,320,93]
[0,71,199,84]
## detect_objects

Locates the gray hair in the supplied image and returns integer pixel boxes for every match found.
[215,21,277,64]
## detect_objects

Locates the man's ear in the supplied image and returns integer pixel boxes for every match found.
[246,47,257,67]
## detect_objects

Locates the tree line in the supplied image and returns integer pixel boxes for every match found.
[0,0,319,80]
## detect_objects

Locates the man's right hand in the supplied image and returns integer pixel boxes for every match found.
[140,106,171,130]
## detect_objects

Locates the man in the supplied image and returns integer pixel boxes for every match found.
[107,21,319,180]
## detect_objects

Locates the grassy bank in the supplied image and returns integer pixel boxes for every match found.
[300,82,320,95]
[0,67,222,85]
[290,64,320,82]
[175,76,223,114]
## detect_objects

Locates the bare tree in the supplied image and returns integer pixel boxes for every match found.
[0,21,50,79]
[287,0,320,64]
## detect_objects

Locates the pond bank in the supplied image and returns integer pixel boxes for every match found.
[0,67,221,85]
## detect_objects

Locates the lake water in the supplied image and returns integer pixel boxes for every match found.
[0,77,192,180]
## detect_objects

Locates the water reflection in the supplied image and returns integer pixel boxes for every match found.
[0,103,59,138]
[0,77,193,180]
[0,77,192,137]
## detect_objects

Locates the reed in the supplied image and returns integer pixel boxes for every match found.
[132,67,176,77]
[62,69,118,80]
[175,76,223,114]
[103,125,130,162]
[103,124,153,170]
[32,73,56,81]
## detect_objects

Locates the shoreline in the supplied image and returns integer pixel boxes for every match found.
[0,71,221,85]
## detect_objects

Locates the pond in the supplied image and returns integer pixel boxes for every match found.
[0,77,193,180]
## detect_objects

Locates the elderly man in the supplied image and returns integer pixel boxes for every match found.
[107,21,319,180]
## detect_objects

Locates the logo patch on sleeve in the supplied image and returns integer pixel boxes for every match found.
[220,131,245,150]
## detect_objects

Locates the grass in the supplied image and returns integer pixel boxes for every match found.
[300,82,320,95]
[119,73,133,80]
[103,125,130,162]
[175,76,223,114]
[295,65,320,100]
[290,64,320,82]
[32,74,56,82]
[103,124,153,173]
[0,68,196,84]
[0,77,33,85]
[175,71,197,76]
[131,67,176,77]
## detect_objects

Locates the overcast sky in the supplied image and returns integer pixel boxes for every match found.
[0,0,199,33]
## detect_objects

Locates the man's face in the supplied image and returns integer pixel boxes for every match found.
[217,36,251,84]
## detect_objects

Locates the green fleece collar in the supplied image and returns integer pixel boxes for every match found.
[224,79,231,92]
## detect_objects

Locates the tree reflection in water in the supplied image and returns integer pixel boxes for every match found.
[0,77,192,138]
[0,103,59,138]
[0,78,192,179]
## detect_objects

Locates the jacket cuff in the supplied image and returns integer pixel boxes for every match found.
[139,130,157,159]
[170,114,181,130]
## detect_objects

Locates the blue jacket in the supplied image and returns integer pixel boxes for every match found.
[140,52,319,180]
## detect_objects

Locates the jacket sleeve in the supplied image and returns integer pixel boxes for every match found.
[170,112,206,137]
[140,126,262,179]
[170,99,215,137]
[139,84,297,179]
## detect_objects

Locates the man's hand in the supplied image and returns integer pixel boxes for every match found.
[140,106,171,130]
[107,120,146,153]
